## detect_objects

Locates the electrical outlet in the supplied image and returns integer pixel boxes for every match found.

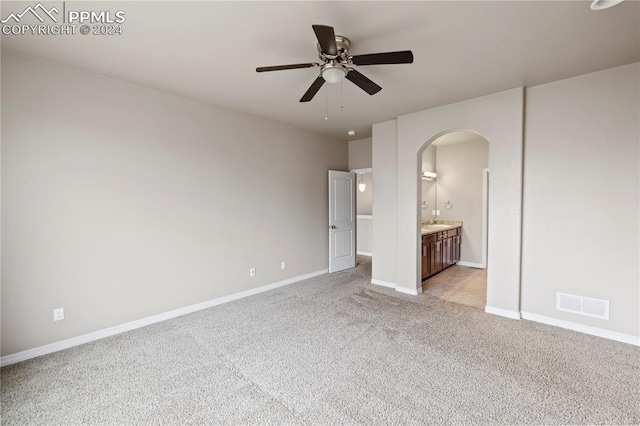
[281,261,286,270]
[249,267,256,277]
[53,307,64,321]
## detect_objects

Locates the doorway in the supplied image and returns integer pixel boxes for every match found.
[419,131,489,308]
[352,168,373,259]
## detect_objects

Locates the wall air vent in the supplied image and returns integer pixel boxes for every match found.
[556,293,609,319]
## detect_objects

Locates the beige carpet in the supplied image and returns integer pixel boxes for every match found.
[423,265,487,309]
[2,257,638,425]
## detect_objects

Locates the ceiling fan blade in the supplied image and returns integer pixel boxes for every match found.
[300,76,325,102]
[345,70,382,95]
[351,50,414,66]
[312,24,338,56]
[256,63,318,73]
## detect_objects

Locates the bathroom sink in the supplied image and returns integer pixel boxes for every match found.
[424,224,451,231]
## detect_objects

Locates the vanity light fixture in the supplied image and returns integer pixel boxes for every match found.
[358,174,366,192]
[590,0,624,10]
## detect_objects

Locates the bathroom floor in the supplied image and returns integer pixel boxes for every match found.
[422,265,487,309]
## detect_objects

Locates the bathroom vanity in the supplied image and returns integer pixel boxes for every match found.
[421,222,462,280]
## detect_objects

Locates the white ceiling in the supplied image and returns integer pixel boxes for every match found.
[2,1,639,140]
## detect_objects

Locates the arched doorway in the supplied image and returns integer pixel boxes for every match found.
[418,130,489,308]
[389,88,523,319]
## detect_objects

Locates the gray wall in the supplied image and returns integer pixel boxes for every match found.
[371,121,398,287]
[521,62,639,337]
[371,62,638,339]
[436,139,489,265]
[356,173,372,215]
[1,52,347,356]
[356,217,372,256]
[348,137,372,170]
[390,88,524,304]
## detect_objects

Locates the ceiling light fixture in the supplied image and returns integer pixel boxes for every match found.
[358,174,366,192]
[321,63,347,84]
[590,0,624,10]
[348,130,357,136]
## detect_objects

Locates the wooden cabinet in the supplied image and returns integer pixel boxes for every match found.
[421,240,429,280]
[431,240,443,274]
[442,237,452,267]
[452,235,461,263]
[421,226,461,281]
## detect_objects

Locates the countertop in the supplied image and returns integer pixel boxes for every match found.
[421,220,462,235]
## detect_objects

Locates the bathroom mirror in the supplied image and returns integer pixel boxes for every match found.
[420,144,437,221]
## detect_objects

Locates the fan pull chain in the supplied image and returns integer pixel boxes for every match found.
[324,84,328,120]
[340,78,344,112]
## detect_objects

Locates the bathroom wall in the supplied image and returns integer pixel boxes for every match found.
[420,145,437,221]
[436,138,489,266]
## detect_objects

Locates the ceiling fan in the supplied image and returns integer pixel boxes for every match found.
[256,24,414,102]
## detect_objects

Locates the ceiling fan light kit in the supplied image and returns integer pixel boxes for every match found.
[321,64,347,84]
[256,24,414,103]
[590,0,625,10]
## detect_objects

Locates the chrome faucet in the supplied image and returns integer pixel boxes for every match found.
[429,217,437,225]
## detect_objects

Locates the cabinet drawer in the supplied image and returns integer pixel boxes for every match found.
[446,228,460,238]
[424,233,438,243]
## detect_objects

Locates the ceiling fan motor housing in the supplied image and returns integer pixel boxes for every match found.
[318,35,352,82]
[317,35,351,61]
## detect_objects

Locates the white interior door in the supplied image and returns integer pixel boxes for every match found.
[329,170,356,273]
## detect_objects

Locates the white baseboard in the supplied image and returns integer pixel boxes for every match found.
[356,214,373,219]
[371,279,422,295]
[457,261,484,269]
[0,269,328,367]
[395,286,422,296]
[521,311,639,346]
[370,279,396,289]
[485,305,521,320]
[357,251,372,257]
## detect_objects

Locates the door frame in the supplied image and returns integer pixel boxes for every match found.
[351,168,373,259]
[482,168,489,269]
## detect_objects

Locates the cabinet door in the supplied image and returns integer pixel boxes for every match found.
[453,236,461,262]
[421,241,429,279]
[443,238,452,266]
[431,241,443,273]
